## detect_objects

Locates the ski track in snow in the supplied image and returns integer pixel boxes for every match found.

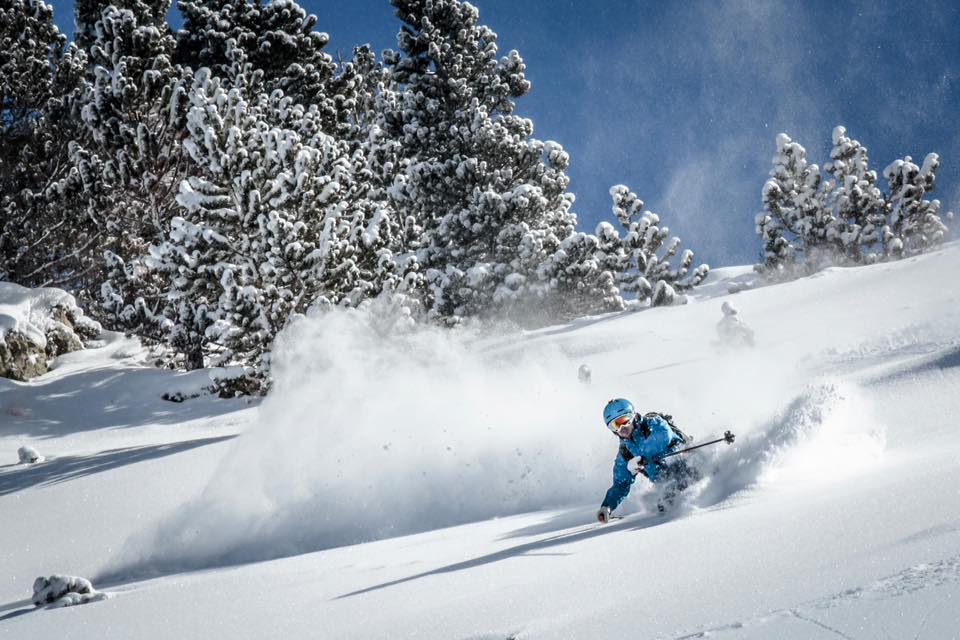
[673,556,960,639]
[801,322,960,382]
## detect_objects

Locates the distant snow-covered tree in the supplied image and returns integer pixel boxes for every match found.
[535,230,622,320]
[606,184,709,306]
[756,133,832,276]
[883,153,951,257]
[824,126,886,262]
[756,127,952,279]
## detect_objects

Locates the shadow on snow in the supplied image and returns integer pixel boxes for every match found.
[0,435,236,496]
[333,510,676,600]
[0,364,252,439]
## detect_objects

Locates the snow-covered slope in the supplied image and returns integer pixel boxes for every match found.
[2,244,959,639]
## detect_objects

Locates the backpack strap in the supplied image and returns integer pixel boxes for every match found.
[636,413,652,438]
[644,411,691,444]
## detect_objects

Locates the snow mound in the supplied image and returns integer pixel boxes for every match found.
[0,282,100,349]
[32,575,106,609]
[17,445,44,464]
[577,363,591,383]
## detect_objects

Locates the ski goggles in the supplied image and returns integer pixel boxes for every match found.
[607,414,633,433]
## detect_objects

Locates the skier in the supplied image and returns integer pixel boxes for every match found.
[596,398,697,523]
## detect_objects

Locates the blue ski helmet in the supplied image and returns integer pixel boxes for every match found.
[603,398,634,427]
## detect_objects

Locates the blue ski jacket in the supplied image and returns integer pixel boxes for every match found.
[601,414,686,510]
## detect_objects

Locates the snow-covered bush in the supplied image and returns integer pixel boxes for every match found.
[32,575,105,608]
[756,126,953,278]
[18,445,44,464]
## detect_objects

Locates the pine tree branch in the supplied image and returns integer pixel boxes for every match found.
[40,260,98,288]
[26,231,102,281]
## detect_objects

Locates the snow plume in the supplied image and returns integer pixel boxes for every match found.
[696,381,886,507]
[103,303,609,577]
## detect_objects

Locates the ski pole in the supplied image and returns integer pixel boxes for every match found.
[657,430,735,460]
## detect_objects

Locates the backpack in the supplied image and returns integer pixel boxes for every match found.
[619,411,691,466]
[643,411,692,445]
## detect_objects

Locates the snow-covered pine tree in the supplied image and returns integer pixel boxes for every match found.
[883,153,951,256]
[0,0,87,286]
[0,0,63,152]
[534,230,622,321]
[174,0,335,113]
[70,3,194,315]
[756,132,833,276]
[383,0,609,323]
[325,44,425,313]
[74,0,169,54]
[607,185,709,306]
[140,58,362,382]
[756,127,952,278]
[824,126,886,262]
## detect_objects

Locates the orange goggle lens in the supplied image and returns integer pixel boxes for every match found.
[607,414,632,432]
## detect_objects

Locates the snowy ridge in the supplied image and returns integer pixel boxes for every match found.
[2,243,960,638]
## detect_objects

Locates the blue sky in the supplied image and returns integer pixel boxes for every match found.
[50,0,960,268]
